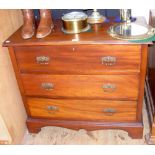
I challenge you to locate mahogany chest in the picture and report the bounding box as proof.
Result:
[4,20,148,139]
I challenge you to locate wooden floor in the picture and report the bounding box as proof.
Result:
[22,102,150,144]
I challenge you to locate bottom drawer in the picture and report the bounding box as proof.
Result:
[26,98,137,122]
[27,98,137,122]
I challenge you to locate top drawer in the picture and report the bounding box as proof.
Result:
[14,45,141,74]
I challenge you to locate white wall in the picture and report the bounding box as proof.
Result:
[132,9,150,24]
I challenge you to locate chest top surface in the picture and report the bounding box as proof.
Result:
[3,18,148,47]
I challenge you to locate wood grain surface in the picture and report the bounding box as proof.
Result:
[3,19,149,47]
[15,45,141,74]
[21,74,139,100]
[27,98,137,122]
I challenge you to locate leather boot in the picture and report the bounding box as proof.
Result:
[21,9,35,39]
[36,9,54,38]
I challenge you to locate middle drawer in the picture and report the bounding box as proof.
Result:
[21,74,139,100]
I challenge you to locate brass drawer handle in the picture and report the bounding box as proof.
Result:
[47,105,59,111]
[103,108,117,116]
[101,56,116,66]
[41,82,54,90]
[102,84,116,92]
[36,56,50,64]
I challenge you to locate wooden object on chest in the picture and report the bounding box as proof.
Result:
[145,10,155,144]
[3,19,148,139]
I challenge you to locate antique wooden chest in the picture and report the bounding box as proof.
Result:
[4,20,148,139]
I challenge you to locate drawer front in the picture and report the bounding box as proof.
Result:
[27,98,137,122]
[15,45,141,74]
[22,74,139,100]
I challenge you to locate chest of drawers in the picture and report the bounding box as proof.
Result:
[4,20,148,139]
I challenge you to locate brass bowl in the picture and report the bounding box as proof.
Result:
[62,12,90,34]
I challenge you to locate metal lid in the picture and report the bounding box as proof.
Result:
[62,11,87,21]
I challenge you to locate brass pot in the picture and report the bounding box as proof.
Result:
[62,12,90,34]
